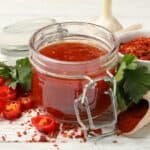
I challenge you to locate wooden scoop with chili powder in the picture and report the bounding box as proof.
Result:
[116,55,150,135]
[117,91,150,135]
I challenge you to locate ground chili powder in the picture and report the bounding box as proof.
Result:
[119,37,150,60]
[117,100,148,133]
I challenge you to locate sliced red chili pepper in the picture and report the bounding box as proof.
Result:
[0,77,4,85]
[0,100,7,113]
[19,96,32,111]
[0,85,16,101]
[31,115,59,134]
[3,101,22,120]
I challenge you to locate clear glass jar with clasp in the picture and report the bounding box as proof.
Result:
[29,22,118,139]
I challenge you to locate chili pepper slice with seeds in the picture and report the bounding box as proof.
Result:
[19,96,32,111]
[3,101,22,120]
[31,115,59,134]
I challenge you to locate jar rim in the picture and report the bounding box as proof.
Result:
[29,21,118,65]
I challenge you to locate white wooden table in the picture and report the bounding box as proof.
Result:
[0,0,150,149]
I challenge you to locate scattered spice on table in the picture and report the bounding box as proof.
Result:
[112,140,118,143]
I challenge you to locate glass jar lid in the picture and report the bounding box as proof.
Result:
[0,18,56,51]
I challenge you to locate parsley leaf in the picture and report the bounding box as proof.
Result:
[123,67,150,104]
[16,58,32,91]
[116,82,128,111]
[115,54,150,111]
[0,62,11,79]
[115,54,137,81]
[0,58,32,92]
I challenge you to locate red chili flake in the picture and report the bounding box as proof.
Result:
[23,131,27,135]
[71,131,75,136]
[31,137,37,142]
[60,123,87,141]
[28,123,33,127]
[62,123,79,131]
[1,136,6,141]
[27,109,32,114]
[38,135,49,142]
[112,140,118,143]
[30,133,39,142]
[17,132,22,137]
[119,37,150,60]
[53,144,59,150]
[48,129,59,138]
[32,133,37,137]
[36,112,40,116]
[75,131,86,142]
[20,123,24,126]
[62,132,68,138]
[74,128,78,133]
[27,120,31,123]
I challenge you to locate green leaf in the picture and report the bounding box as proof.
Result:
[122,54,137,65]
[0,62,11,79]
[16,58,32,92]
[116,83,127,111]
[10,67,17,80]
[9,80,19,89]
[126,63,137,70]
[123,67,150,104]
[115,54,137,82]
[116,54,150,111]
[115,62,126,81]
[0,58,32,92]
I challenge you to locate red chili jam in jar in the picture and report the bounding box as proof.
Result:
[29,22,118,123]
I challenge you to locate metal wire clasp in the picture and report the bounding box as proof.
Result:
[74,70,117,140]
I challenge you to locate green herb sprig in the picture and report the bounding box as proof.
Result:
[115,54,150,111]
[0,58,32,92]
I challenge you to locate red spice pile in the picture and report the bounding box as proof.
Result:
[119,37,150,60]
[117,100,148,133]
[61,123,85,141]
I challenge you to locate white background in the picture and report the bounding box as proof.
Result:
[0,0,149,28]
[0,0,150,149]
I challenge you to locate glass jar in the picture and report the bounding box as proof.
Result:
[29,22,118,137]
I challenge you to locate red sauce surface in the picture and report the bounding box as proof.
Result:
[119,37,150,60]
[40,42,106,61]
[31,42,111,122]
